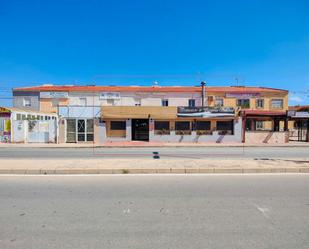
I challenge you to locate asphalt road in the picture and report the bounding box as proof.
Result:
[0,174,309,249]
[0,146,308,160]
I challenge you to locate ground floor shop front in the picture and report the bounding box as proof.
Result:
[101,118,242,143]
[0,107,58,143]
[58,106,299,144]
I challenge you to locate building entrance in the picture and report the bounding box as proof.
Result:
[132,119,149,141]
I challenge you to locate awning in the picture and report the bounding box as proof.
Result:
[178,112,235,118]
[102,106,177,119]
[241,110,287,117]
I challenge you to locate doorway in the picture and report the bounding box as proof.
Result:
[66,118,94,143]
[132,119,149,141]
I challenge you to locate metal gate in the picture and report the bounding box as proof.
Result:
[289,120,308,142]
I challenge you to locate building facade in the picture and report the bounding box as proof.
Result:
[0,107,58,143]
[12,84,290,144]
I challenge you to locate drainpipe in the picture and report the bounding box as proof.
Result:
[201,81,206,107]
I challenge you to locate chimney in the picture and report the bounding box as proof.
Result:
[201,81,206,107]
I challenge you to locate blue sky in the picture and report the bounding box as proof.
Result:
[0,0,308,106]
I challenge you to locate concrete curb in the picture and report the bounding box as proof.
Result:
[1,145,309,149]
[1,167,309,174]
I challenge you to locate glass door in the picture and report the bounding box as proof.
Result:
[66,119,76,143]
[77,119,86,141]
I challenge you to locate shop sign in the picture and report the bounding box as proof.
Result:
[99,92,121,100]
[226,93,260,98]
[40,92,69,99]
[0,107,10,113]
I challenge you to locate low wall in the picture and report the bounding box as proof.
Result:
[149,118,242,143]
[99,118,242,144]
[245,131,288,144]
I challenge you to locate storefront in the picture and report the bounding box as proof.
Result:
[0,107,58,143]
[288,106,309,142]
[241,110,289,144]
[100,106,241,143]
[0,107,12,142]
[58,106,101,143]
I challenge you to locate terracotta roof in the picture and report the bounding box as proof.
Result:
[13,85,288,94]
[289,105,309,111]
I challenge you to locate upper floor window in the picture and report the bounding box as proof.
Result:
[237,99,250,109]
[107,99,115,106]
[161,99,169,106]
[256,99,264,109]
[79,98,87,106]
[215,98,224,107]
[271,99,283,109]
[23,97,31,107]
[52,99,59,107]
[188,99,195,107]
[134,98,141,106]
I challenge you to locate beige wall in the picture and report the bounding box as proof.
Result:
[245,131,289,144]
[40,99,69,113]
[58,119,66,143]
[206,91,288,111]
[105,119,126,137]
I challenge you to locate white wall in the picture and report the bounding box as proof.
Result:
[67,91,202,107]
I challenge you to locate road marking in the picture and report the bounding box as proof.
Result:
[253,203,271,219]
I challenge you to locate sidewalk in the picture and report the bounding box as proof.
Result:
[1,141,309,148]
[1,158,309,174]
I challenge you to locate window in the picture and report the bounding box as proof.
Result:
[196,121,211,130]
[79,98,87,106]
[216,121,234,135]
[161,99,169,107]
[134,98,141,106]
[215,98,224,107]
[188,99,195,107]
[110,121,126,130]
[256,121,264,130]
[154,121,170,130]
[237,99,250,109]
[107,99,115,106]
[175,121,191,135]
[154,121,170,135]
[52,99,59,107]
[16,114,21,120]
[271,99,283,109]
[256,99,264,108]
[23,98,31,107]
[22,115,26,120]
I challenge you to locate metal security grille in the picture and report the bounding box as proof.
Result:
[66,119,76,143]
[66,119,94,143]
[77,119,86,141]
